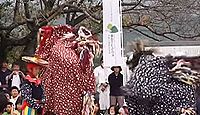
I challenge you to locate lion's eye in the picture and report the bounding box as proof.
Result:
[82,29,90,35]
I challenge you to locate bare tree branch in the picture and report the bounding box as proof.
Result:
[63,8,82,13]
[66,11,71,24]
[13,0,20,22]
[130,27,161,41]
[38,3,67,26]
[39,0,43,11]
[81,9,101,23]
[23,0,37,31]
[23,0,31,19]
[122,0,143,12]
[80,4,101,23]
[0,21,26,30]
[77,0,85,6]
[42,0,57,14]
[73,14,88,25]
[162,32,200,39]
[6,31,36,46]
[40,2,101,26]
[1,0,200,60]
[122,2,138,6]
[124,23,200,41]
[124,24,175,41]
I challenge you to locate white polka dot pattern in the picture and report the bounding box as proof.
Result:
[122,55,195,115]
[35,25,96,114]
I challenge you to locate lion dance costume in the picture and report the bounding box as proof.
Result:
[35,25,100,114]
[122,42,199,115]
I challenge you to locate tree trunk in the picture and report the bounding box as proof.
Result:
[0,46,7,61]
[0,32,8,61]
[22,35,37,56]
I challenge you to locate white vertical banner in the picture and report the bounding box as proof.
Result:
[103,0,123,67]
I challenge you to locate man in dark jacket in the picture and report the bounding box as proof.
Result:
[0,61,11,86]
[0,61,11,92]
[108,66,124,107]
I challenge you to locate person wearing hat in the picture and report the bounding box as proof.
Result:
[108,66,124,107]
[20,56,47,115]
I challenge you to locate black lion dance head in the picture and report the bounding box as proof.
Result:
[122,40,200,115]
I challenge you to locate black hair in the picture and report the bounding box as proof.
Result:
[7,102,13,106]
[111,66,122,71]
[12,62,20,68]
[2,60,8,64]
[108,105,119,114]
[0,93,8,113]
[10,86,20,93]
[0,60,8,68]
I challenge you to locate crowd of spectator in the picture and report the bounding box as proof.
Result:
[0,59,129,115]
[0,61,24,115]
[93,58,129,115]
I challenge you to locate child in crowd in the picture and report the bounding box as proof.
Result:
[9,86,22,111]
[108,105,119,115]
[21,56,47,115]
[2,102,13,115]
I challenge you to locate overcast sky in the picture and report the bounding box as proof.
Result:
[0,0,7,4]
